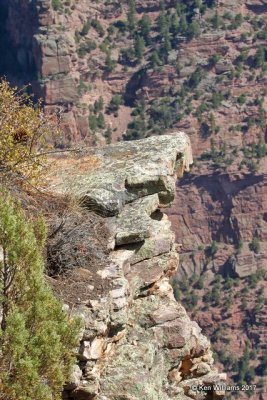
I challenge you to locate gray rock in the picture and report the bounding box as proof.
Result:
[47,133,193,216]
[46,132,225,399]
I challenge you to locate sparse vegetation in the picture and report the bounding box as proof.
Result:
[52,0,62,11]
[249,236,260,254]
[106,95,124,115]
[0,80,58,185]
[91,19,105,37]
[105,52,116,73]
[80,20,91,36]
[77,40,97,57]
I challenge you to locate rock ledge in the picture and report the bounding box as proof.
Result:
[48,133,225,400]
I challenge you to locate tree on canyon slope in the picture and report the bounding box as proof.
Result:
[0,80,58,186]
[0,191,81,400]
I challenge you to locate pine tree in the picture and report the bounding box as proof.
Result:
[179,14,188,34]
[162,33,172,56]
[104,125,112,144]
[150,50,162,69]
[170,11,179,35]
[89,113,98,131]
[97,112,106,129]
[127,0,136,35]
[254,48,265,68]
[211,11,221,29]
[157,11,169,37]
[134,36,145,62]
[139,15,151,44]
[94,96,104,113]
[187,20,200,39]
[0,191,81,400]
[105,52,116,73]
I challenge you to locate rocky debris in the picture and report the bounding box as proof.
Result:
[48,133,225,399]
[215,60,233,75]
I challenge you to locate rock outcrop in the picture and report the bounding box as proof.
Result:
[47,132,226,400]
[1,1,265,395]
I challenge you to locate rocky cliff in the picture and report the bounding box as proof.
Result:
[46,132,226,400]
[0,0,266,396]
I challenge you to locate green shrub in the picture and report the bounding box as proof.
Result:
[77,40,97,57]
[184,292,198,311]
[89,112,105,131]
[103,125,112,144]
[89,114,98,131]
[173,285,181,301]
[52,0,62,11]
[134,36,145,62]
[249,237,260,254]
[235,240,243,253]
[187,67,203,89]
[209,240,219,256]
[187,20,200,39]
[211,287,220,305]
[80,20,91,36]
[253,48,266,68]
[234,13,244,27]
[105,52,116,73]
[127,0,136,34]
[106,95,123,114]
[94,97,104,113]
[97,112,105,129]
[208,54,221,67]
[203,291,211,303]
[139,14,151,44]
[211,91,224,108]
[0,191,81,400]
[224,296,233,309]
[237,94,246,105]
[150,50,162,69]
[91,19,105,37]
[210,12,221,29]
[224,276,234,290]
[194,276,204,290]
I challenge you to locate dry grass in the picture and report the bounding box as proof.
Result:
[5,184,112,305]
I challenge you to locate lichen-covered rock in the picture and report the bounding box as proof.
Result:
[47,132,193,215]
[47,133,225,400]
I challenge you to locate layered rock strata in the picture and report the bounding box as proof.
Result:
[48,132,226,400]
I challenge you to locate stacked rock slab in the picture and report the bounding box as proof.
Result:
[48,132,226,400]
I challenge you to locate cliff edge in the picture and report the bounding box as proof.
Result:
[47,132,226,400]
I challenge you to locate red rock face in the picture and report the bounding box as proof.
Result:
[169,172,266,251]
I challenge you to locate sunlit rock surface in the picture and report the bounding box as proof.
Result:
[48,133,225,400]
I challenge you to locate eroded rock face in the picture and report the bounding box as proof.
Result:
[48,133,225,400]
